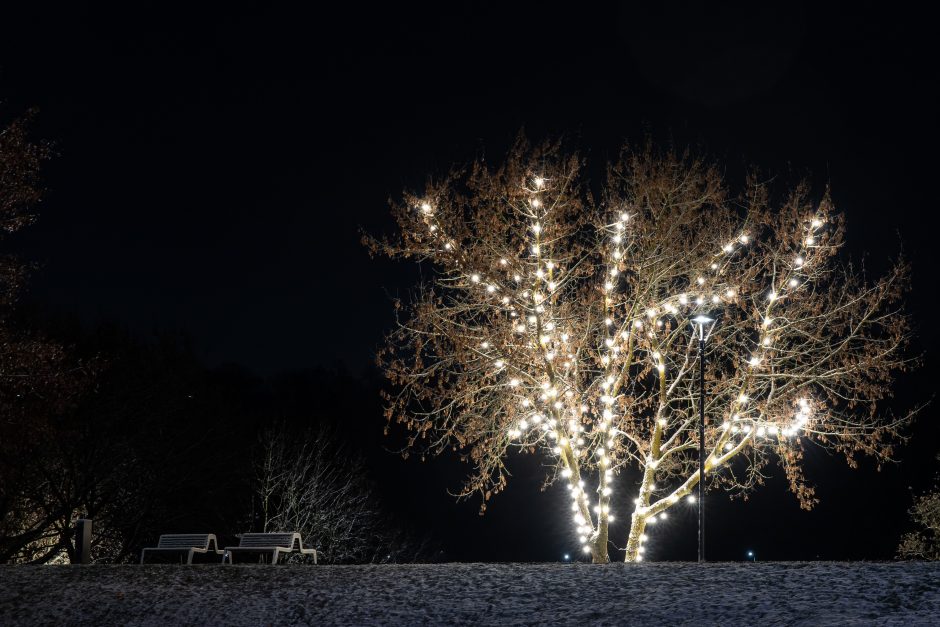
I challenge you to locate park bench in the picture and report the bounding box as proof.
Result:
[140,533,225,564]
[224,532,317,565]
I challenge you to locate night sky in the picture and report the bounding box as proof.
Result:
[2,3,937,561]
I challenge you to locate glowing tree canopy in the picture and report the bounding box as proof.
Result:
[367,139,914,563]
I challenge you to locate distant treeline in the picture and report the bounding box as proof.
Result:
[0,308,439,564]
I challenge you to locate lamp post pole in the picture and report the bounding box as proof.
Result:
[691,315,713,564]
[698,332,705,563]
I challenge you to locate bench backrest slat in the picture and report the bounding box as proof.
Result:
[238,533,300,548]
[156,534,213,549]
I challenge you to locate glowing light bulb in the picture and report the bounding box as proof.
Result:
[723,244,734,253]
[789,278,798,288]
[805,237,815,246]
[767,291,778,301]
[509,378,520,387]
[678,294,688,305]
[794,256,804,267]
[420,202,432,213]
[739,234,750,244]
[532,223,542,234]
[811,218,822,228]
[534,177,545,188]
[697,276,705,285]
[471,274,480,283]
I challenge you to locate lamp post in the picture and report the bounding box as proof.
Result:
[691,315,715,563]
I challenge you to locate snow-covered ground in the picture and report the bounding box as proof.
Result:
[1,562,938,625]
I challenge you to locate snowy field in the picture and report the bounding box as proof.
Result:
[2,562,939,625]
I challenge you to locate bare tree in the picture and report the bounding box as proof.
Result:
[0,111,95,563]
[253,423,398,563]
[366,138,915,562]
[898,455,940,561]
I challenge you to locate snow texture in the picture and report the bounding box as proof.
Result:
[1,562,939,625]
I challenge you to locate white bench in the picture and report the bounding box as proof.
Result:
[140,533,225,564]
[225,532,317,565]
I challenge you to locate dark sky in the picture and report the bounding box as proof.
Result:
[1,2,938,561]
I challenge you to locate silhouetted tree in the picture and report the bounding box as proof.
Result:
[898,454,940,560]
[0,111,94,563]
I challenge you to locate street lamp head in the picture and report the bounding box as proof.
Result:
[691,315,716,340]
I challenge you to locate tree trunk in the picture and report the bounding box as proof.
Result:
[591,520,610,563]
[624,461,656,562]
[624,509,646,562]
